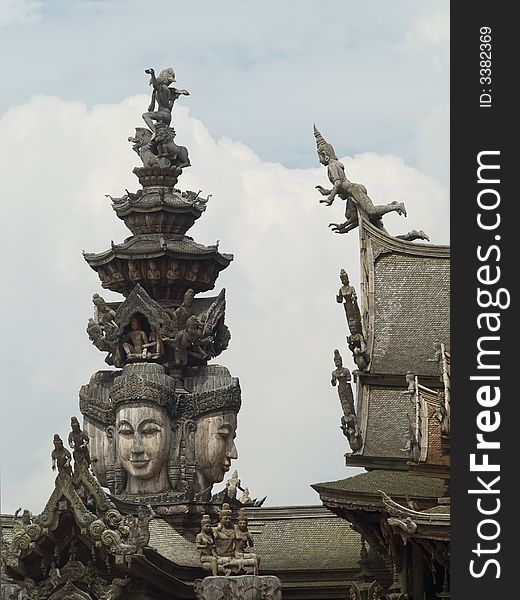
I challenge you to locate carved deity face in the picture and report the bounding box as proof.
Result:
[237,518,248,531]
[318,151,331,166]
[334,353,343,368]
[115,404,172,492]
[221,515,233,529]
[195,412,238,489]
[202,522,213,534]
[340,270,349,285]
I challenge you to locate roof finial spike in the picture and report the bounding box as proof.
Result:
[313,124,338,161]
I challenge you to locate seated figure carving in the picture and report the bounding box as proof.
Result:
[196,504,258,576]
[122,316,162,361]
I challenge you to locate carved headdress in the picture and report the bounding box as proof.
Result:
[314,125,338,161]
[81,364,241,427]
[219,503,233,520]
[109,363,177,416]
[156,67,176,84]
[340,268,349,281]
[177,379,241,419]
[201,514,212,527]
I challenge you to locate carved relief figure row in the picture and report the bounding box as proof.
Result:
[97,259,215,289]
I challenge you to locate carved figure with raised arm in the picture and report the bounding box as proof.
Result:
[314,126,406,234]
[142,67,189,140]
[68,416,91,467]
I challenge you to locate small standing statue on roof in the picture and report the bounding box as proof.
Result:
[68,416,91,467]
[337,269,363,336]
[400,371,416,397]
[225,470,242,500]
[331,349,355,417]
[239,487,252,506]
[51,434,72,476]
[331,350,363,453]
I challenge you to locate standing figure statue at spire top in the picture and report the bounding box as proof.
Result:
[143,67,189,140]
[313,125,407,235]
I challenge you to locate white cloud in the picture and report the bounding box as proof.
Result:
[0,94,448,511]
[0,0,40,27]
[416,103,450,185]
[405,8,450,72]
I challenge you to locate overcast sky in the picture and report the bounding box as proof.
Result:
[0,0,449,513]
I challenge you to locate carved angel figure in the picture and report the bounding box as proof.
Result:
[142,67,189,138]
[336,269,362,336]
[314,126,406,234]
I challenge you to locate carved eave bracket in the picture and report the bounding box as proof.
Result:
[331,349,364,452]
[107,187,210,236]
